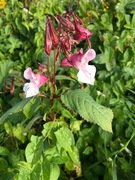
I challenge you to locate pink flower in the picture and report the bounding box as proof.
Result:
[74,26,93,41]
[23,68,48,98]
[73,13,93,41]
[61,49,96,85]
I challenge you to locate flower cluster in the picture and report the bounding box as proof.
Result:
[23,12,96,97]
[45,12,96,85]
[61,49,96,85]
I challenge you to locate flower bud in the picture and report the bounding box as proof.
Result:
[47,16,58,47]
[45,20,52,56]
[55,15,75,31]
[73,13,93,41]
[10,77,14,94]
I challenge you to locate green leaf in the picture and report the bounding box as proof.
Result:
[0,98,31,124]
[61,90,113,132]
[0,146,10,156]
[8,150,25,167]
[0,61,13,89]
[25,135,43,165]
[56,75,76,82]
[4,121,13,134]
[13,123,26,143]
[31,158,60,180]
[18,161,32,180]
[23,98,40,119]
[49,163,60,180]
[42,121,67,140]
[0,158,8,172]
[68,146,80,165]
[55,126,75,152]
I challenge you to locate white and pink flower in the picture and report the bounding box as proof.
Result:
[23,67,48,98]
[61,49,96,85]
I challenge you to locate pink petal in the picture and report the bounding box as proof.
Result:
[70,50,83,67]
[24,68,35,80]
[38,74,48,87]
[74,28,93,41]
[82,49,96,62]
[61,58,73,67]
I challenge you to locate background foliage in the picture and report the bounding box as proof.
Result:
[0,0,135,179]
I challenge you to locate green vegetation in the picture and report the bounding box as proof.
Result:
[0,0,135,179]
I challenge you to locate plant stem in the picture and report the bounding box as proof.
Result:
[49,48,57,121]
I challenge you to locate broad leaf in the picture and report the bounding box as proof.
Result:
[61,90,113,132]
[0,98,31,124]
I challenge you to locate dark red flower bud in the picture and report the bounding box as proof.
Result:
[55,15,75,31]
[10,77,14,94]
[47,16,58,47]
[72,13,83,25]
[45,19,52,56]
[73,13,93,41]
[4,81,7,92]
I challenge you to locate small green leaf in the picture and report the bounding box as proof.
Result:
[0,146,10,156]
[55,126,75,152]
[18,161,32,180]
[56,75,76,82]
[0,61,13,89]
[31,158,60,180]
[49,163,60,180]
[61,90,113,132]
[4,121,13,134]
[13,123,26,143]
[0,158,8,172]
[68,146,80,165]
[25,136,43,165]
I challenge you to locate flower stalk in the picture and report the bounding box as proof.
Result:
[23,12,96,122]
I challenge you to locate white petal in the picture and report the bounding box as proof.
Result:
[77,65,96,85]
[23,83,39,98]
[86,65,96,75]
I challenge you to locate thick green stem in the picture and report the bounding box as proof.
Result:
[48,48,57,121]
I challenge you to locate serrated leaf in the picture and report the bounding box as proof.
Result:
[0,98,31,124]
[61,90,113,132]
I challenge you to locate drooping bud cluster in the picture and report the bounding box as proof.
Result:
[44,12,96,86]
[23,12,96,98]
[45,12,93,57]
